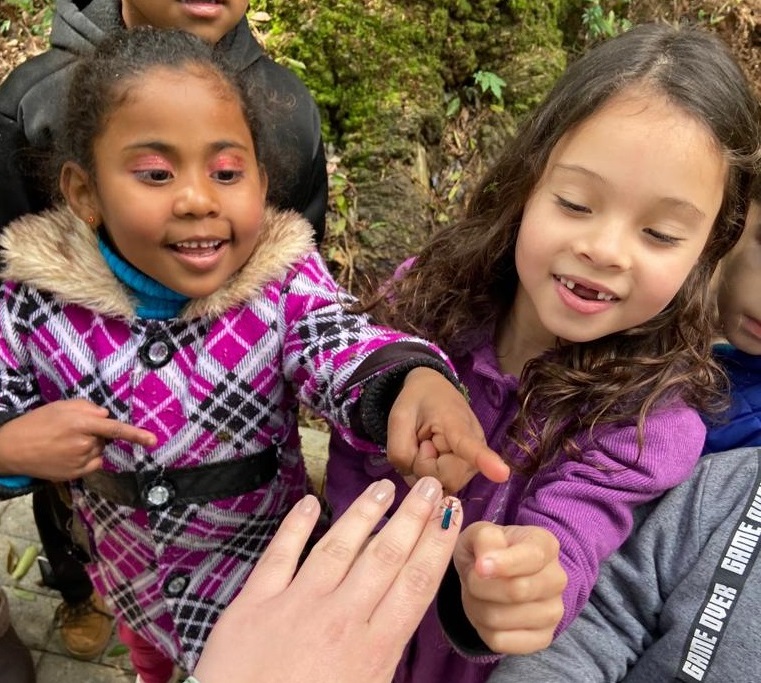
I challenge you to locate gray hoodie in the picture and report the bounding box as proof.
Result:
[488,448,761,682]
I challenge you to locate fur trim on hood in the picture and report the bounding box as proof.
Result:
[0,205,315,321]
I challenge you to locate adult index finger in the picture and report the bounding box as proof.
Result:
[291,479,397,595]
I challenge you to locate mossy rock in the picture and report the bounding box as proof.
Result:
[254,0,580,281]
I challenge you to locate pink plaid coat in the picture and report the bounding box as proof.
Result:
[0,207,449,670]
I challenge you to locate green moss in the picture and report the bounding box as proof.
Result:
[253,0,582,169]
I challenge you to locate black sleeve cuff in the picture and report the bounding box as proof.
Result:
[348,343,460,445]
[0,408,21,428]
[437,561,494,656]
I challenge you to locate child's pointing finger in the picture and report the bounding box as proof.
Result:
[89,417,158,447]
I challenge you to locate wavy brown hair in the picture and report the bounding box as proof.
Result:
[367,23,761,473]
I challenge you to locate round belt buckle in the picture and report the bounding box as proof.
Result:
[142,478,175,509]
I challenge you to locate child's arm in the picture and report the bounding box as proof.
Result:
[0,282,155,497]
[0,407,34,494]
[353,363,510,491]
[488,450,756,682]
[279,252,508,491]
[385,368,511,489]
[442,404,706,655]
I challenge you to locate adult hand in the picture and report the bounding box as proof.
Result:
[0,399,156,480]
[387,367,510,492]
[454,521,567,654]
[193,477,461,683]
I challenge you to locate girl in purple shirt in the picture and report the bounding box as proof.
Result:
[327,23,761,683]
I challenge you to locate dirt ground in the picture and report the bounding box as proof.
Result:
[0,4,49,81]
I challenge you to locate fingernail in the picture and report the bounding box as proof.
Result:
[439,496,461,530]
[369,479,395,503]
[297,495,318,514]
[480,557,496,578]
[415,477,439,501]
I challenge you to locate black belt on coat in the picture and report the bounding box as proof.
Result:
[82,446,278,510]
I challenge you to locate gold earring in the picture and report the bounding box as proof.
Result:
[87,216,95,226]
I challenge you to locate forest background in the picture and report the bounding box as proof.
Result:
[2,0,761,294]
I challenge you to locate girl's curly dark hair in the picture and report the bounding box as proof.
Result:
[52,26,283,199]
[367,23,761,474]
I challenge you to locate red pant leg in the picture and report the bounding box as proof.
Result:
[117,621,174,683]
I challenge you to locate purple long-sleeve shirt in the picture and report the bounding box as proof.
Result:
[327,332,705,683]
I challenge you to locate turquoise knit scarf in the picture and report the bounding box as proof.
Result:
[98,233,189,319]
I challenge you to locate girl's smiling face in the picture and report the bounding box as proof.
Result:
[64,65,267,299]
[512,89,727,347]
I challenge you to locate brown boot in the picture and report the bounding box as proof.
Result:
[0,588,35,683]
[54,590,113,660]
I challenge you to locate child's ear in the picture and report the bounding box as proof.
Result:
[60,161,101,228]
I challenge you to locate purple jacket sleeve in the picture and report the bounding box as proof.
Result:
[436,404,707,661]
[514,404,706,634]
